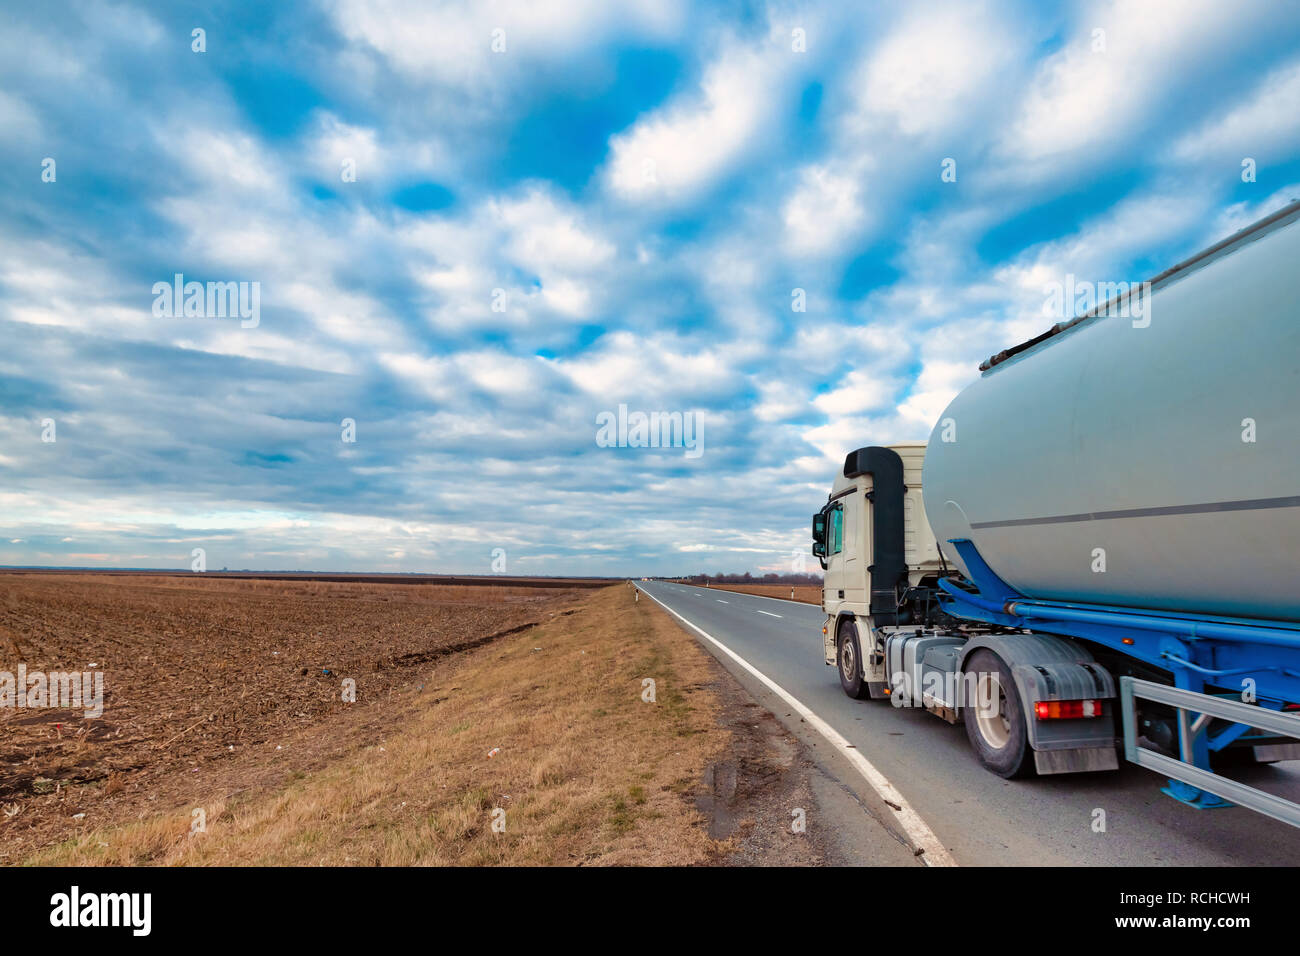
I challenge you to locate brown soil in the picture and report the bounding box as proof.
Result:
[0,572,583,860]
[1,569,610,589]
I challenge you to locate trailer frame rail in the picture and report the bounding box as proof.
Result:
[1120,676,1300,828]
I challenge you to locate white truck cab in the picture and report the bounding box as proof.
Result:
[812,441,1122,777]
[813,442,945,697]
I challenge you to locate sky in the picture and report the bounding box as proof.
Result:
[2,0,1300,577]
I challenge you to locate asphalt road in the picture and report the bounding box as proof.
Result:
[638,580,1300,866]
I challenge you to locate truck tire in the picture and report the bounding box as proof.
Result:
[837,620,870,700]
[963,649,1034,778]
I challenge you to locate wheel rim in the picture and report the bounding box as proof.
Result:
[974,671,1011,749]
[840,634,856,682]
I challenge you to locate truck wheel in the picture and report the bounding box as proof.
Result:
[837,620,870,700]
[963,649,1034,778]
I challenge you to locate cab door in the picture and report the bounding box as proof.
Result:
[822,500,846,611]
[842,492,866,607]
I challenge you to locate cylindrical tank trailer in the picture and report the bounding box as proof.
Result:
[923,200,1300,623]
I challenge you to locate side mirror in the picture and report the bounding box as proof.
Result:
[811,511,827,556]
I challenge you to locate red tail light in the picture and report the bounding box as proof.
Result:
[1035,699,1103,719]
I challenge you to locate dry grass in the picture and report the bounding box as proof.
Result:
[25,584,730,866]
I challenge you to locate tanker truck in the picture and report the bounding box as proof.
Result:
[811,197,1300,826]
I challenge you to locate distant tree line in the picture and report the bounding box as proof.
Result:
[678,571,823,586]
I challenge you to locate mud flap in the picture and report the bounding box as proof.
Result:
[1034,746,1119,775]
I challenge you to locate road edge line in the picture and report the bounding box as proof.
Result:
[635,584,957,867]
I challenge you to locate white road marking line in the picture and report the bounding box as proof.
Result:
[716,599,729,603]
[637,585,956,868]
[755,609,782,618]
[673,581,817,609]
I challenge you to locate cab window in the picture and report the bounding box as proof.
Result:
[829,504,843,556]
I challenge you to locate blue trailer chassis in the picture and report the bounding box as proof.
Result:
[939,538,1300,820]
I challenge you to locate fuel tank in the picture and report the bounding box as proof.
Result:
[922,200,1300,622]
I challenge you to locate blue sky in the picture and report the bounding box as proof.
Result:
[2,0,1299,576]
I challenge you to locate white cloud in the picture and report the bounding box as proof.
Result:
[753,380,808,423]
[306,112,383,180]
[812,368,895,416]
[604,43,779,202]
[406,185,617,325]
[1172,58,1300,162]
[0,91,40,139]
[548,330,738,399]
[997,0,1275,169]
[794,320,912,373]
[459,349,554,398]
[896,359,972,432]
[166,127,281,193]
[995,190,1212,305]
[328,0,683,86]
[378,353,461,404]
[1206,185,1300,240]
[78,1,164,48]
[845,1,1020,139]
[493,189,615,273]
[800,414,898,464]
[782,162,867,255]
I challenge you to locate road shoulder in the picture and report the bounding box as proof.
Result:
[637,584,923,866]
